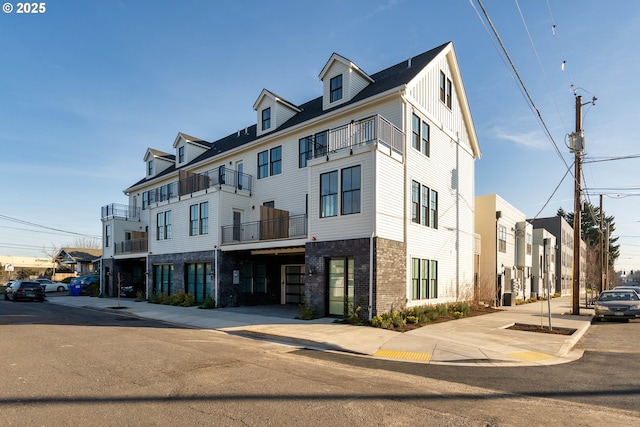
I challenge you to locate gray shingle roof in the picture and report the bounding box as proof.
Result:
[127,42,449,190]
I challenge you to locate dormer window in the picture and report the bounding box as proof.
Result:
[330,74,343,102]
[178,146,185,163]
[147,159,153,175]
[261,107,271,131]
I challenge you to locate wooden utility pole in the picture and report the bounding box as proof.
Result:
[572,95,583,315]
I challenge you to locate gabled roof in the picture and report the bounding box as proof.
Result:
[252,89,301,112]
[126,42,478,190]
[172,132,212,149]
[144,148,174,162]
[318,52,374,83]
[55,248,102,264]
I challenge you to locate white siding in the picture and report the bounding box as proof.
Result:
[308,147,374,241]
[374,150,404,242]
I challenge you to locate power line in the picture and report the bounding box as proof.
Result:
[0,214,101,239]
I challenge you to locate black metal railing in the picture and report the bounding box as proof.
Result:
[326,114,404,157]
[221,214,307,244]
[101,203,140,220]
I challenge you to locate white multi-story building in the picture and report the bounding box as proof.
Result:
[100,42,481,318]
[475,194,533,305]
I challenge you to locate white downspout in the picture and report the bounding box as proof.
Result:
[369,145,376,321]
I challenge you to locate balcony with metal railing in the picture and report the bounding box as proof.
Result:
[221,214,307,245]
[101,203,140,220]
[328,114,404,156]
[114,238,148,255]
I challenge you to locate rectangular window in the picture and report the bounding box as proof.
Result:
[421,185,429,226]
[154,264,174,296]
[105,225,111,248]
[142,192,149,210]
[421,259,430,298]
[270,146,282,176]
[341,165,361,215]
[315,130,328,157]
[147,160,153,176]
[263,201,275,208]
[218,165,225,185]
[411,180,420,223]
[440,70,452,109]
[440,71,446,104]
[411,114,420,150]
[429,260,438,298]
[446,78,452,109]
[411,258,420,300]
[498,225,507,253]
[200,202,208,235]
[190,202,208,236]
[261,107,271,131]
[526,233,532,255]
[299,136,313,168]
[157,211,171,240]
[320,171,338,218]
[258,150,268,179]
[421,122,430,156]
[430,190,438,229]
[178,146,185,163]
[330,74,343,102]
[186,263,211,303]
[189,204,198,236]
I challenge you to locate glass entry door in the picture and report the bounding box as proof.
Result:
[283,265,305,304]
[328,257,354,316]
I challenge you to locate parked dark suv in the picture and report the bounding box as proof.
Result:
[4,280,46,301]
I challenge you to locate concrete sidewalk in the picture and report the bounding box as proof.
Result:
[47,294,593,367]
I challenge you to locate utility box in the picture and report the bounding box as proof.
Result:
[503,292,514,306]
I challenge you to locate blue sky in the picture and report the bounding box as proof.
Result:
[1,0,639,272]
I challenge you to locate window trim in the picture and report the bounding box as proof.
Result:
[270,146,282,176]
[178,146,185,163]
[257,150,268,179]
[330,74,343,103]
[320,170,338,218]
[341,165,361,215]
[261,107,271,131]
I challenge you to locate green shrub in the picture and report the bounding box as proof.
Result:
[297,299,318,320]
[198,295,216,309]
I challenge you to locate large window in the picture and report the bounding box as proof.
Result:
[330,74,343,102]
[156,211,171,240]
[189,202,208,236]
[270,146,282,176]
[186,263,211,303]
[147,159,153,175]
[178,146,185,163]
[154,264,174,296]
[411,113,430,157]
[320,171,338,218]
[412,257,438,300]
[258,146,281,178]
[261,107,271,131]
[341,166,361,215]
[299,131,329,168]
[412,180,437,229]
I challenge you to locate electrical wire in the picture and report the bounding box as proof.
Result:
[0,214,101,239]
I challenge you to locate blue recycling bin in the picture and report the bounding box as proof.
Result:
[69,284,82,296]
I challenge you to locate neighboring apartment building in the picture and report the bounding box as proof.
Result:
[531,228,556,298]
[475,194,533,305]
[528,216,582,296]
[100,42,481,318]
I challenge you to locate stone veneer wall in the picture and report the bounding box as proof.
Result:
[374,237,407,315]
[148,250,214,295]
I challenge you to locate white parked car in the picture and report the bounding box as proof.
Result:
[34,278,68,292]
